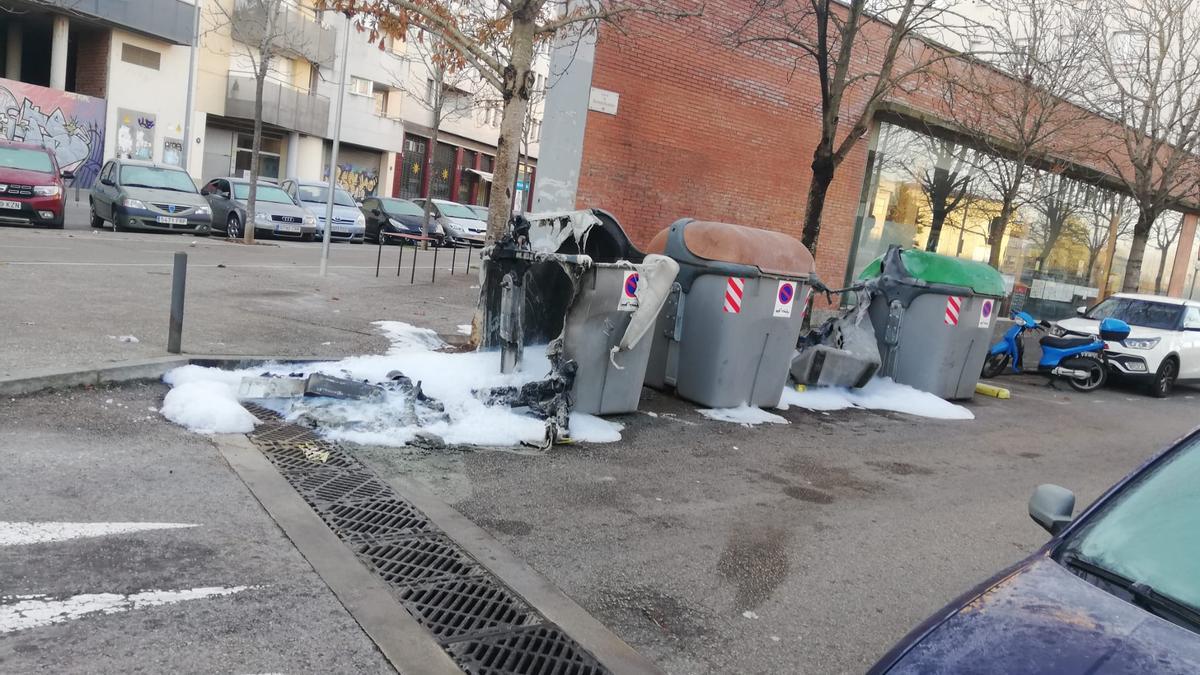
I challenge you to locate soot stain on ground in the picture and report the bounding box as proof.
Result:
[717,525,790,610]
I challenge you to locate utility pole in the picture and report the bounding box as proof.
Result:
[320,11,351,278]
[181,0,200,173]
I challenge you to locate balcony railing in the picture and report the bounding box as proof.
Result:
[225,75,330,137]
[231,0,337,69]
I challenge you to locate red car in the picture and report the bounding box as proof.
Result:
[0,140,73,229]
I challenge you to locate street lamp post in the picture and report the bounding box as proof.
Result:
[320,12,352,278]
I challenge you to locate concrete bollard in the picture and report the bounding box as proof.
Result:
[168,252,187,354]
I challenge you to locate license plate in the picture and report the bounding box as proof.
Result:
[276,223,302,233]
[1081,351,1101,359]
[156,216,187,225]
[0,200,21,210]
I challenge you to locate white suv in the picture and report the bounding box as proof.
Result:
[1055,293,1200,397]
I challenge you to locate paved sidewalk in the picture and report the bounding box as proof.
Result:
[0,226,480,379]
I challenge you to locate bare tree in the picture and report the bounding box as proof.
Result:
[1086,0,1200,292]
[1150,212,1184,294]
[1082,191,1133,284]
[731,0,963,255]
[1028,171,1089,272]
[916,138,974,251]
[396,26,487,242]
[940,0,1098,268]
[207,0,319,244]
[324,0,701,243]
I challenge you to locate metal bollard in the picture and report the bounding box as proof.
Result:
[168,251,187,354]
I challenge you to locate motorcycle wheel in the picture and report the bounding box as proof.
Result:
[1065,356,1107,392]
[981,353,1009,379]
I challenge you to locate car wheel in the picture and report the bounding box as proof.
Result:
[1148,357,1177,398]
[90,203,104,228]
[981,353,1009,379]
[1066,356,1107,392]
[227,214,242,239]
[112,216,127,232]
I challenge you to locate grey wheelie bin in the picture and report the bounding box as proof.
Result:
[858,246,1006,400]
[644,219,816,409]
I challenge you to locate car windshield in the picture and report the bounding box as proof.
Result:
[120,166,198,192]
[436,201,478,219]
[296,184,356,207]
[469,206,489,220]
[380,198,424,217]
[233,183,294,204]
[1085,297,1183,330]
[1059,434,1200,619]
[0,146,53,173]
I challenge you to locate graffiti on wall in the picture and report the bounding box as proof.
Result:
[117,108,155,161]
[326,163,380,200]
[0,77,106,187]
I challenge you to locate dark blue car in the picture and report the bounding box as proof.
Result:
[871,427,1200,673]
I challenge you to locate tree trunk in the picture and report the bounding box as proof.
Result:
[1121,209,1155,292]
[802,144,835,254]
[987,173,1022,269]
[927,206,947,252]
[246,62,268,245]
[422,78,443,247]
[484,13,535,244]
[1154,247,1168,295]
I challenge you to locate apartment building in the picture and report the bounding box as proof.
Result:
[0,0,199,187]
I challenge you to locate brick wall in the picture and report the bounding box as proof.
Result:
[73,29,110,99]
[573,1,1197,288]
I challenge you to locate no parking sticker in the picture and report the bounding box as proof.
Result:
[618,271,639,311]
[979,298,995,328]
[774,280,796,318]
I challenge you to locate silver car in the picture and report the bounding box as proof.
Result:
[282,178,366,243]
[200,177,316,240]
[412,198,487,246]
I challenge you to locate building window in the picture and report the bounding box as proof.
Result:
[374,89,388,116]
[458,149,478,204]
[350,76,373,97]
[430,142,455,200]
[531,119,541,142]
[234,133,282,180]
[308,63,321,92]
[399,134,427,199]
[121,43,161,70]
[425,79,435,105]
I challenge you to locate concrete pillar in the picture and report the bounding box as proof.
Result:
[286,131,300,179]
[50,15,69,90]
[1167,212,1198,297]
[5,22,21,80]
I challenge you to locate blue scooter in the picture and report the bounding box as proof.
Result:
[982,311,1132,392]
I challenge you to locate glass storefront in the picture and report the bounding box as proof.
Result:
[850,121,1194,319]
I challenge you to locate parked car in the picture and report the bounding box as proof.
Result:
[200,177,315,241]
[360,196,445,245]
[870,426,1200,674]
[0,140,73,229]
[90,159,211,235]
[467,204,489,221]
[1054,293,1200,397]
[281,179,365,243]
[412,198,487,246]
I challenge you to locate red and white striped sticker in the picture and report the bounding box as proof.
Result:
[944,295,962,326]
[724,277,745,314]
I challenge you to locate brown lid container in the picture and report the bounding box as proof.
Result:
[646,220,815,277]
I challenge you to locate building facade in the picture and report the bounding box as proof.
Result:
[534,1,1200,310]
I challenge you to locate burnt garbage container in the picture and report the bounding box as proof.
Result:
[858,246,1006,400]
[644,219,816,409]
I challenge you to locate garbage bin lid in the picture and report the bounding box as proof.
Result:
[858,248,1006,297]
[646,221,815,277]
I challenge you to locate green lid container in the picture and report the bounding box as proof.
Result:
[859,247,1005,297]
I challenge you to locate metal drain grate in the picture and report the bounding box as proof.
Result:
[295,468,392,505]
[243,419,613,674]
[358,535,484,586]
[241,402,283,421]
[261,442,357,474]
[322,498,432,544]
[398,577,540,643]
[446,624,606,675]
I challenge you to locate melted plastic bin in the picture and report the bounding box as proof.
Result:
[644,219,816,409]
[858,246,1006,400]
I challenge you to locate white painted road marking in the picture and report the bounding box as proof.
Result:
[0,521,198,546]
[0,586,253,633]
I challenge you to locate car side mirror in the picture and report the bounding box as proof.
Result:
[60,169,75,180]
[100,177,114,186]
[1075,306,1087,316]
[1029,484,1075,536]
[200,187,210,196]
[371,208,382,217]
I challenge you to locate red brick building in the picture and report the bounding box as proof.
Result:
[532,1,1200,308]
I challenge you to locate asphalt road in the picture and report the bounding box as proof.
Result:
[355,374,1200,674]
[0,217,479,378]
[0,383,394,674]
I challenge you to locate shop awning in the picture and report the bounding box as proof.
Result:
[466,168,494,182]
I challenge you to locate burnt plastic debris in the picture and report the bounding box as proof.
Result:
[791,288,881,389]
[304,373,385,401]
